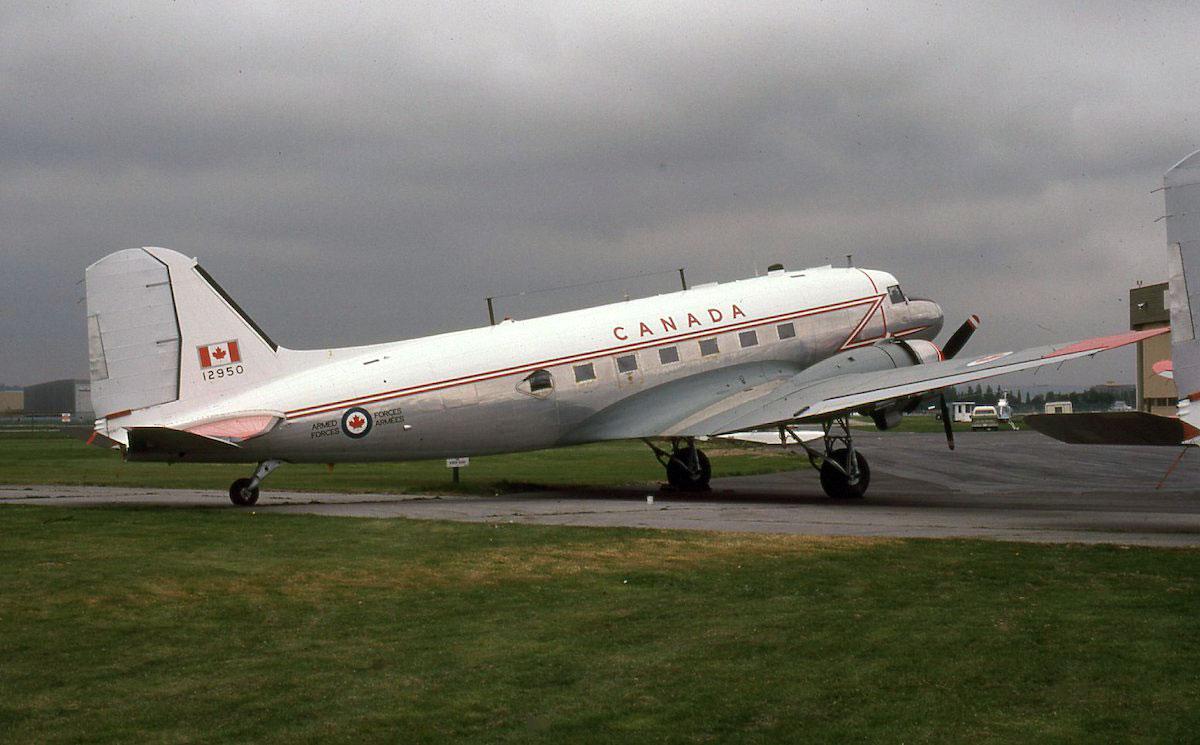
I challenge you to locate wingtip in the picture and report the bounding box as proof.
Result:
[1167,149,1200,175]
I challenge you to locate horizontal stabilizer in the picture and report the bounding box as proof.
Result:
[80,429,123,449]
[1024,412,1190,446]
[127,426,242,462]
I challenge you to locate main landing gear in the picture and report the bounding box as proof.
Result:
[644,437,712,491]
[228,459,283,506]
[786,417,871,499]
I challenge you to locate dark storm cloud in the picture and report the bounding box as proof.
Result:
[2,1,1198,387]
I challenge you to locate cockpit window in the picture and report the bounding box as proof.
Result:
[887,285,907,304]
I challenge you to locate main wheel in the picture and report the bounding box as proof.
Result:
[666,447,712,491]
[819,448,870,499]
[229,477,260,506]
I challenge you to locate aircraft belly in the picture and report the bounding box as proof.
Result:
[232,368,570,463]
[411,395,560,457]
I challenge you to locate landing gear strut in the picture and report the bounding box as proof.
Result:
[788,417,871,499]
[644,437,712,491]
[228,459,283,506]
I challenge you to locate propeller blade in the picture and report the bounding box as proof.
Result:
[941,314,981,360]
[940,393,955,451]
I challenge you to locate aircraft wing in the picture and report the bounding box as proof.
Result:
[562,361,806,442]
[676,328,1167,436]
[713,429,824,445]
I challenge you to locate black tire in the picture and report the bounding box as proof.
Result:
[666,447,712,491]
[229,477,260,506]
[819,448,870,499]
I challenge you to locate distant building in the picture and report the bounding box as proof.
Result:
[1129,282,1176,415]
[23,379,93,421]
[0,390,22,414]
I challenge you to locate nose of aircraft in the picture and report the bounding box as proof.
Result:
[905,298,944,341]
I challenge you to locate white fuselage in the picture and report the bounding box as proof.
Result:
[116,265,942,462]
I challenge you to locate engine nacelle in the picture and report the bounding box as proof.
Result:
[789,339,943,430]
[899,339,943,366]
[870,406,904,430]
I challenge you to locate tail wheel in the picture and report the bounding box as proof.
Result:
[666,447,712,491]
[819,448,870,499]
[229,477,260,506]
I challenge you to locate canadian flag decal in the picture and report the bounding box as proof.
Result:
[198,340,241,368]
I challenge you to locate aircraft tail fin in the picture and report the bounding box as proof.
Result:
[86,247,286,424]
[1164,151,1200,440]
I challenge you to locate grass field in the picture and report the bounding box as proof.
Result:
[0,431,805,494]
[1,505,1197,743]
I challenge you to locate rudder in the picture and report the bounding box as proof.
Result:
[86,247,284,421]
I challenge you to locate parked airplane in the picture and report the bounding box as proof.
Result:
[84,248,1161,504]
[1027,150,1200,447]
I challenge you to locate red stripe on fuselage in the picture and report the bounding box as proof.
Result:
[839,296,889,351]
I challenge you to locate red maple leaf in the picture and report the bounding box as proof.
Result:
[349,414,365,429]
[212,347,227,360]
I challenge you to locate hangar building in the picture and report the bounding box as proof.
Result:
[1129,282,1176,415]
[0,390,22,414]
[23,379,94,421]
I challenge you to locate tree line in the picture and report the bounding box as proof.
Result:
[947,384,1136,413]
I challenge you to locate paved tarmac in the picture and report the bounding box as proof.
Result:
[3,432,1200,546]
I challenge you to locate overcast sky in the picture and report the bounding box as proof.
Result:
[3,1,1197,390]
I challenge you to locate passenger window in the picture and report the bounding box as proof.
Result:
[573,363,596,383]
[527,370,552,392]
[658,346,680,364]
[616,354,638,373]
[699,338,719,356]
[777,322,796,340]
[518,369,554,398]
[739,330,758,348]
[888,285,907,304]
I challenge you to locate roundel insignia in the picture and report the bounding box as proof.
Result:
[341,407,373,439]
